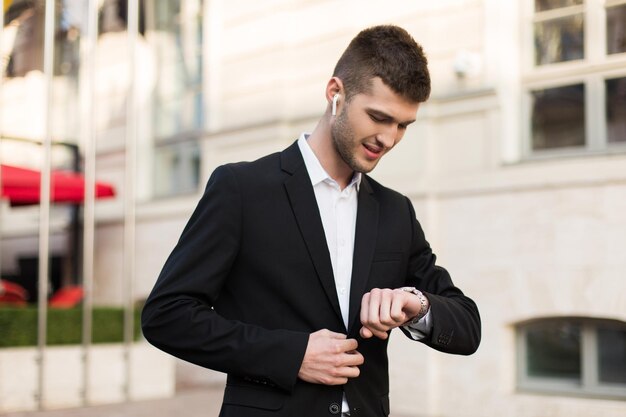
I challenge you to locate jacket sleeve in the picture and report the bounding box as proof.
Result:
[141,165,309,393]
[400,197,481,355]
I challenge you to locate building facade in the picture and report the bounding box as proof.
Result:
[1,0,625,416]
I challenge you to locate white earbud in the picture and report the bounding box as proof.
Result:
[332,94,340,116]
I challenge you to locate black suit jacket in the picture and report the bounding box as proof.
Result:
[141,141,480,417]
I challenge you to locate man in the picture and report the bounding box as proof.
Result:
[142,25,480,417]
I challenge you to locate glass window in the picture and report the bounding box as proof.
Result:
[535,0,583,12]
[597,327,626,385]
[2,0,88,144]
[526,1,626,157]
[147,0,204,198]
[153,139,201,197]
[150,0,204,139]
[534,14,584,65]
[518,318,626,399]
[99,0,146,36]
[531,84,585,150]
[606,77,626,144]
[526,321,581,380]
[607,4,626,55]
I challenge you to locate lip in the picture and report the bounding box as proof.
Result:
[363,143,383,160]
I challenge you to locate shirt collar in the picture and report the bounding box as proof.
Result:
[297,133,362,190]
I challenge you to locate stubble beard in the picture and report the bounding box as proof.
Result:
[331,110,375,174]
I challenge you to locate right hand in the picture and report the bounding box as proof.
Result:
[297,329,364,385]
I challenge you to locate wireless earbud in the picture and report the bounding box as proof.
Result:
[332,94,340,116]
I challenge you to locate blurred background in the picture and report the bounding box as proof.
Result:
[0,0,625,416]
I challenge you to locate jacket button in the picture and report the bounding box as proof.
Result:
[329,402,340,415]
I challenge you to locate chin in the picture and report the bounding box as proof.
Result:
[352,161,377,174]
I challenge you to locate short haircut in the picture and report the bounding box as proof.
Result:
[333,25,431,103]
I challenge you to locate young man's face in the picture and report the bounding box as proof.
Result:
[331,77,420,174]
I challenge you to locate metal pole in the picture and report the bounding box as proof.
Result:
[37,0,56,409]
[0,0,5,290]
[79,0,99,406]
[123,0,139,401]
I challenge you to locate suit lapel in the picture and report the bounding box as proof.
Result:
[348,177,379,333]
[281,143,344,327]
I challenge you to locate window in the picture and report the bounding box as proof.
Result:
[517,318,626,399]
[2,0,89,144]
[146,0,204,198]
[524,0,626,155]
[533,0,585,66]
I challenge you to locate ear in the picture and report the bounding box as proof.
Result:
[325,77,344,114]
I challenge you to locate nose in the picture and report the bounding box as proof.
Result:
[376,125,400,149]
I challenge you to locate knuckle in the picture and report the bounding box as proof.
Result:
[390,312,404,322]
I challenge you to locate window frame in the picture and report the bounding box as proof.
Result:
[516,317,626,399]
[521,0,626,159]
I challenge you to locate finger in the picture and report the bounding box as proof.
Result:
[368,289,382,327]
[343,351,364,366]
[338,365,360,379]
[369,290,396,333]
[322,329,347,339]
[360,326,373,339]
[390,292,408,323]
[379,289,393,325]
[325,376,349,386]
[336,338,358,353]
[368,327,389,340]
[361,323,388,339]
[360,292,371,325]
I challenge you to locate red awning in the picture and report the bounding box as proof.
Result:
[0,164,116,206]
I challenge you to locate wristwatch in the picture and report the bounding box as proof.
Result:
[400,287,429,325]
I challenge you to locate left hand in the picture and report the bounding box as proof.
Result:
[359,288,423,339]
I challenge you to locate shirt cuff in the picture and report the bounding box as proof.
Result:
[402,308,433,340]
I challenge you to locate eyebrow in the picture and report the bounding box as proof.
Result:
[367,108,416,126]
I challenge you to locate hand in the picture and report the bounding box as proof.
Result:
[298,329,364,385]
[360,288,423,339]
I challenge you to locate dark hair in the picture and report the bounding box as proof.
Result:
[333,25,431,103]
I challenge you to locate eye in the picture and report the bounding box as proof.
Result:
[369,114,387,123]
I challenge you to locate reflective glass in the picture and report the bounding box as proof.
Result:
[535,15,584,65]
[607,77,626,144]
[607,5,626,55]
[147,0,204,197]
[153,140,201,197]
[531,84,585,150]
[535,0,583,12]
[598,327,626,384]
[526,321,581,380]
[2,1,85,146]
[151,0,204,139]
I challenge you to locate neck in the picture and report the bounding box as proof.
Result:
[306,118,354,189]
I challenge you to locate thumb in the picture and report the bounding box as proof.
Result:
[360,326,373,339]
[317,329,347,339]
